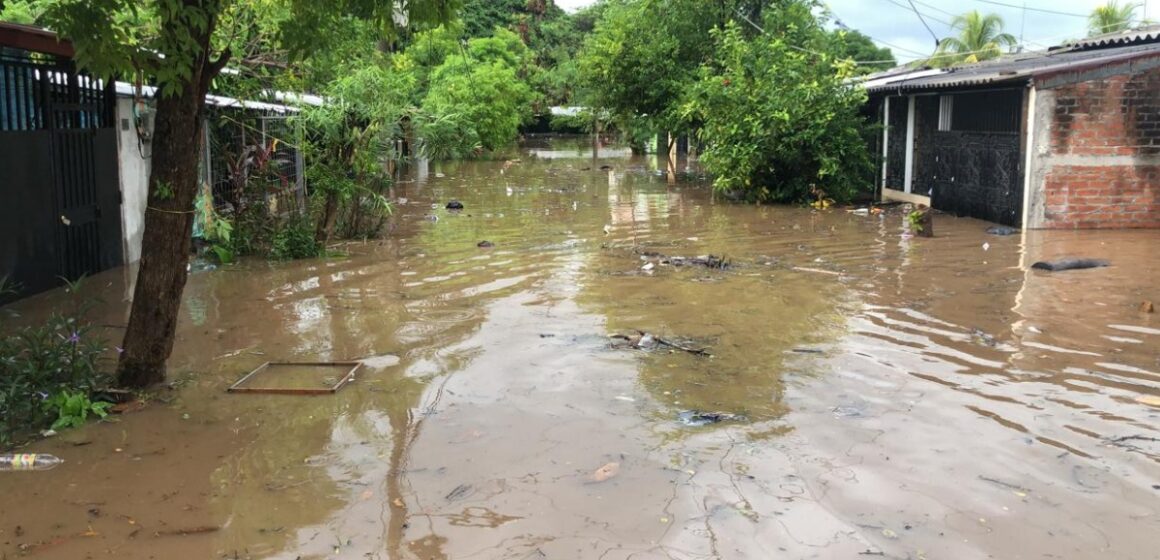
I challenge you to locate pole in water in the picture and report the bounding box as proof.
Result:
[0,453,63,471]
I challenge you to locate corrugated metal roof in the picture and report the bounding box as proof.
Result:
[1064,25,1160,50]
[864,42,1160,94]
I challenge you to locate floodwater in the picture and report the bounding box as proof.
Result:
[1,135,1158,559]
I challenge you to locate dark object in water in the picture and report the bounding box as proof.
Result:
[477,240,494,248]
[986,226,1019,236]
[678,410,746,427]
[599,165,613,171]
[446,200,464,210]
[1031,258,1110,272]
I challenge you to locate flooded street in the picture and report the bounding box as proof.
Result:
[2,136,1158,560]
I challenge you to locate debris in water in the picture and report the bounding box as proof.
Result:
[0,453,63,471]
[792,266,841,277]
[614,396,636,403]
[445,484,473,501]
[477,240,495,248]
[359,354,400,369]
[832,406,864,418]
[446,200,465,210]
[982,242,990,251]
[1137,395,1160,407]
[610,331,712,356]
[1140,301,1154,313]
[678,410,746,427]
[154,526,220,537]
[591,462,620,482]
[986,226,1019,236]
[1031,258,1110,272]
[227,362,361,395]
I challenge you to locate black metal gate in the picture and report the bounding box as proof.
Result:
[0,47,120,303]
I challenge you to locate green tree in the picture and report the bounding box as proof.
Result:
[682,3,873,203]
[929,11,1016,67]
[831,29,896,74]
[1089,1,1140,36]
[0,0,45,23]
[39,0,459,388]
[422,29,534,150]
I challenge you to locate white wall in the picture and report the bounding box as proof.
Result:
[115,97,151,264]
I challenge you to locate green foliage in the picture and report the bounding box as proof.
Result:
[46,391,112,431]
[906,209,925,233]
[0,0,45,24]
[1089,1,1141,36]
[0,281,110,447]
[424,66,533,150]
[579,0,763,138]
[271,214,321,260]
[682,5,874,204]
[929,11,1016,67]
[830,29,896,74]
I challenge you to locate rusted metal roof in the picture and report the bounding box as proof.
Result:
[0,22,73,57]
[864,42,1160,94]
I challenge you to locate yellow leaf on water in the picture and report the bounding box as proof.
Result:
[1137,395,1160,407]
[592,462,620,482]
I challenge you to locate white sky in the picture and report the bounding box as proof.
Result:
[555,0,1158,62]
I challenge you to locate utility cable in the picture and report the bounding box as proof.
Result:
[907,0,943,45]
[972,0,1087,18]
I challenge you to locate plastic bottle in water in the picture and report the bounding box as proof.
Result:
[0,453,63,471]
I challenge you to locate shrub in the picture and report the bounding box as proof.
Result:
[271,214,322,260]
[0,281,111,447]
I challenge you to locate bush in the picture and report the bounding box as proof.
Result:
[0,282,111,447]
[271,214,322,260]
[681,6,875,203]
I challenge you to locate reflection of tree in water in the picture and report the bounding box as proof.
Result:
[577,179,849,433]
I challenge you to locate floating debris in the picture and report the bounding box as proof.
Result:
[1031,258,1110,272]
[678,410,746,427]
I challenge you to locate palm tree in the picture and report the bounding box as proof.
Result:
[1088,1,1140,36]
[928,11,1017,68]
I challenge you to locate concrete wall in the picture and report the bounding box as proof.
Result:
[115,97,151,263]
[1026,57,1160,229]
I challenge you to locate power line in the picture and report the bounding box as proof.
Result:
[909,0,958,18]
[907,0,942,45]
[972,0,1087,18]
[881,0,954,27]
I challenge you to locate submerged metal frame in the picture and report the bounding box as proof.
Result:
[227,361,360,395]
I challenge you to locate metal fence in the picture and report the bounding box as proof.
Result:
[204,108,305,217]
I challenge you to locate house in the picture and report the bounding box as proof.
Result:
[0,22,121,303]
[113,80,309,263]
[862,27,1160,229]
[1,21,318,302]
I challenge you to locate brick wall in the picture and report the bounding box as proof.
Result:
[1043,165,1160,228]
[1039,63,1160,228]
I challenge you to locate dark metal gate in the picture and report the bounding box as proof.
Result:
[0,46,120,303]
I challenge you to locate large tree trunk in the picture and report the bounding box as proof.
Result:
[117,2,225,388]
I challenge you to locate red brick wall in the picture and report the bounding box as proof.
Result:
[1041,65,1160,228]
[1043,165,1160,228]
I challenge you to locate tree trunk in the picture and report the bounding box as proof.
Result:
[316,192,340,243]
[117,2,226,388]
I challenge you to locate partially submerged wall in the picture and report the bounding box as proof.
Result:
[1027,57,1160,229]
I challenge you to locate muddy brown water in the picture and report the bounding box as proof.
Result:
[1,136,1158,559]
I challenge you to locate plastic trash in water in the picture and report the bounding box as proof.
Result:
[0,453,63,471]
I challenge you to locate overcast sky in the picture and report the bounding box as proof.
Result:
[555,0,1158,62]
